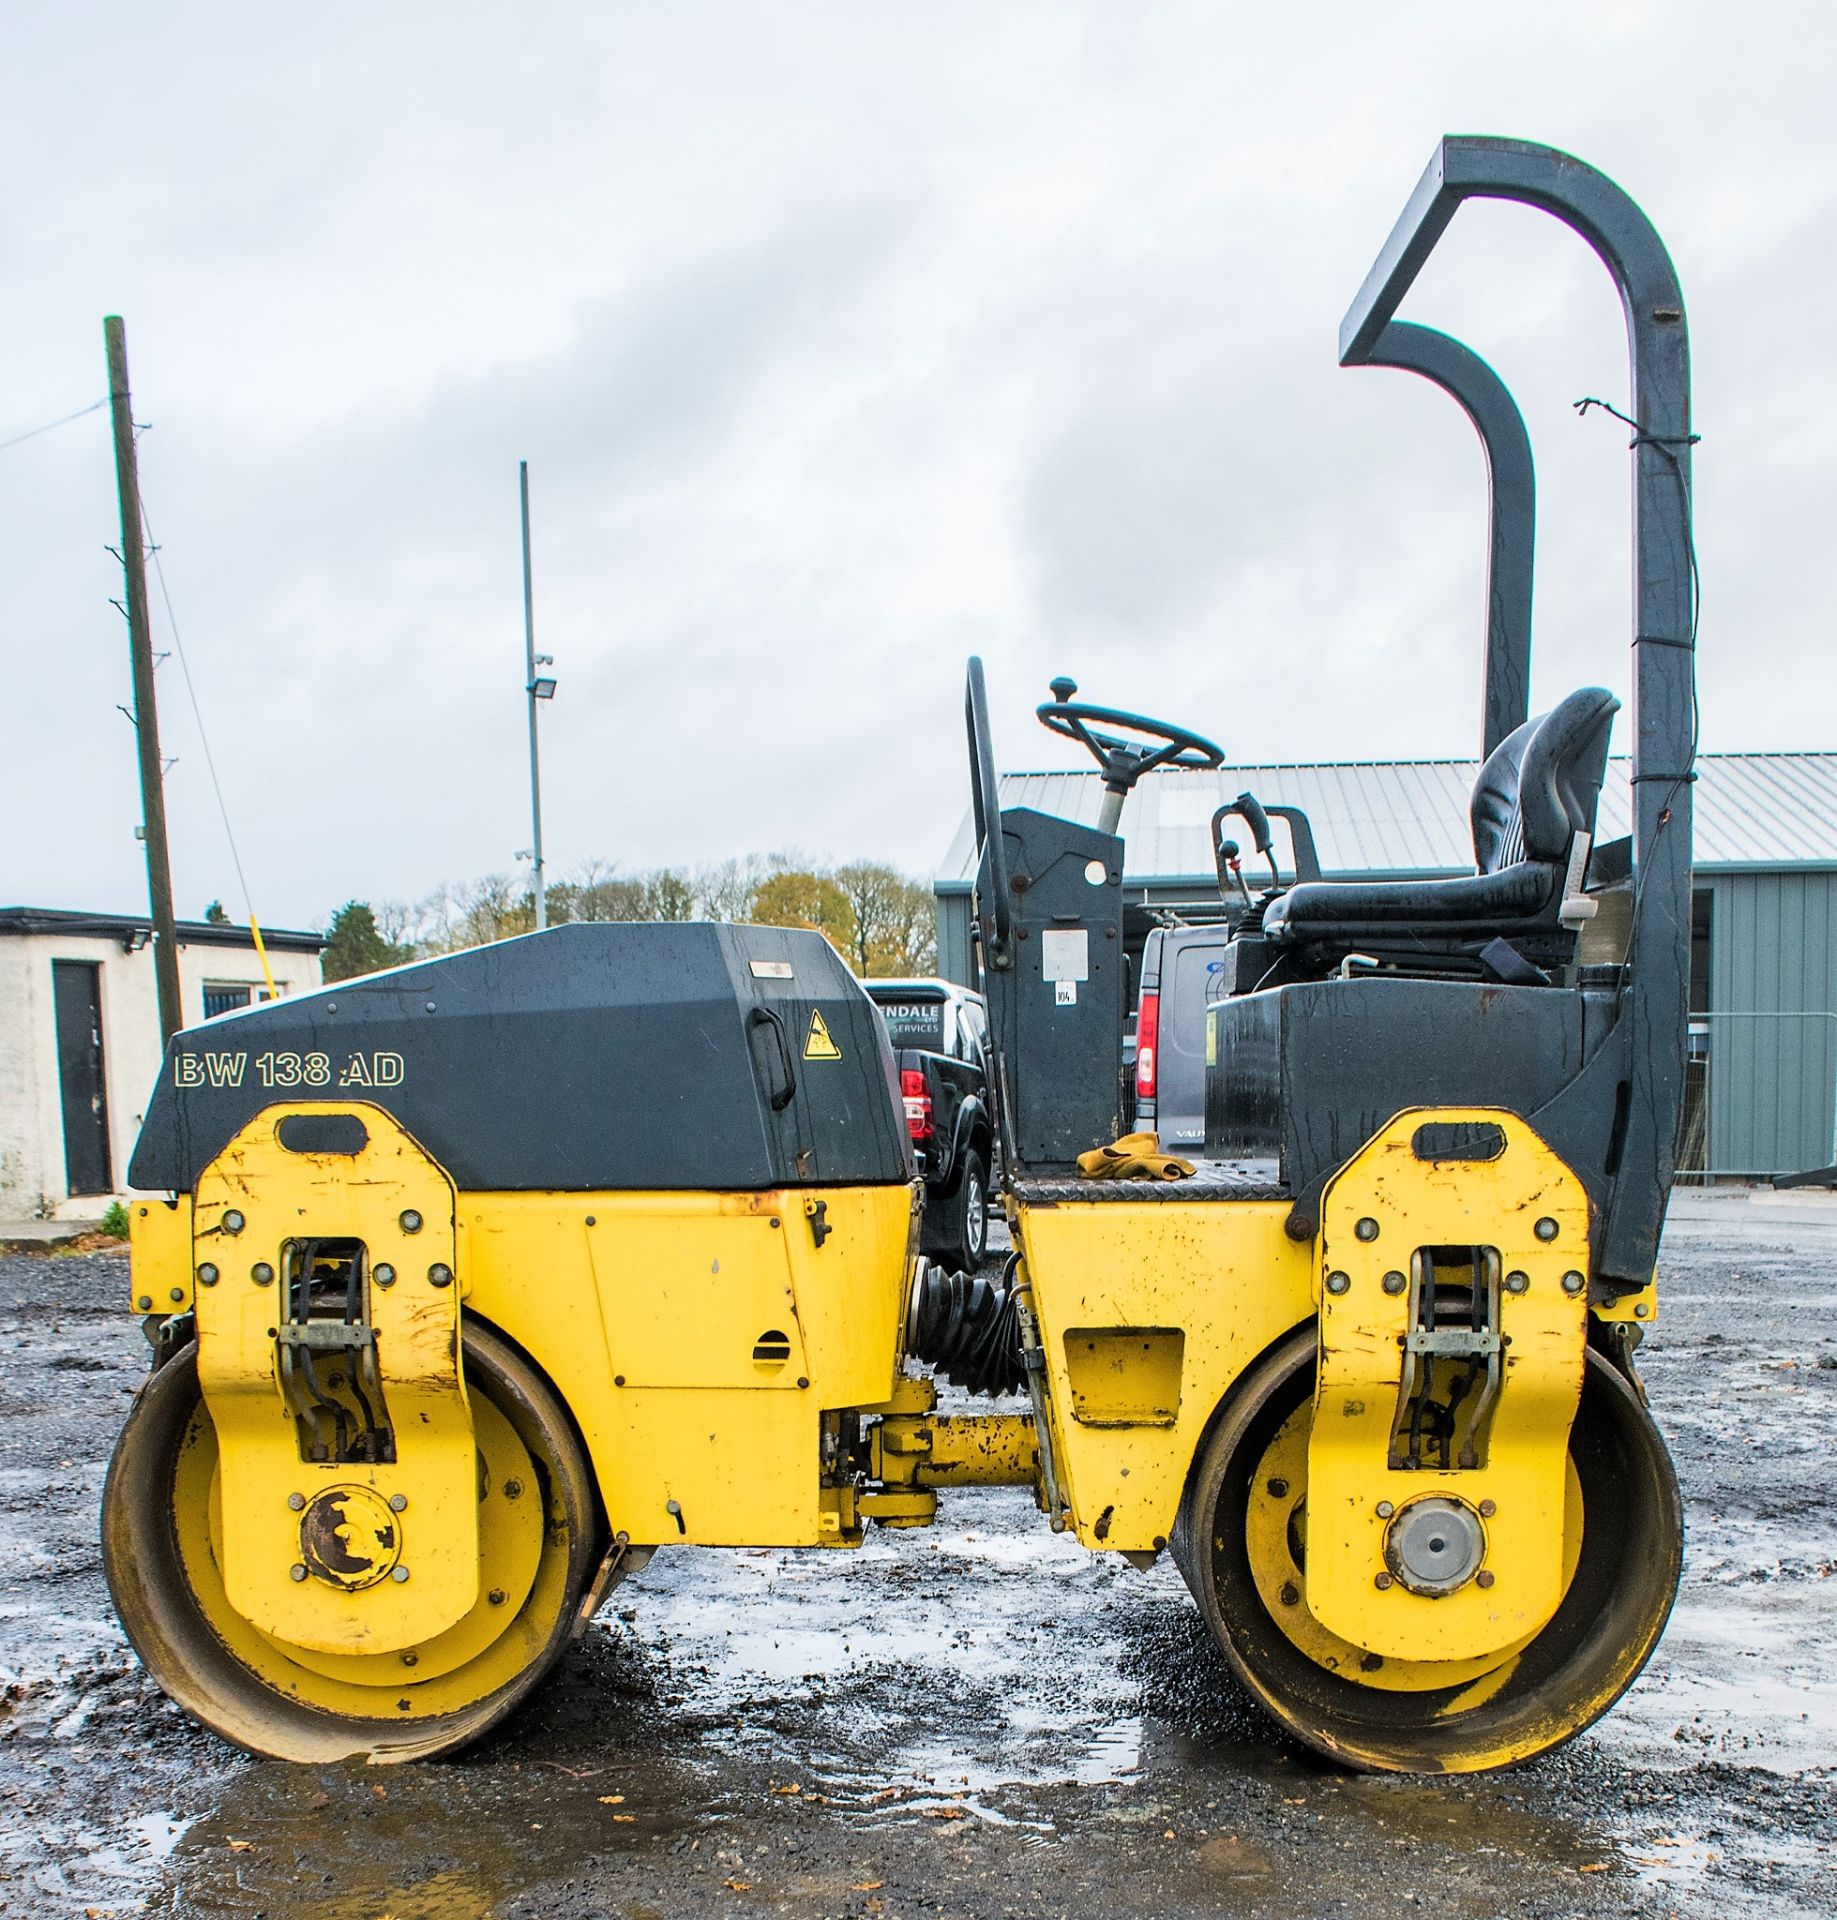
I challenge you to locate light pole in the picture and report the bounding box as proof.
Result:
[519,460,556,930]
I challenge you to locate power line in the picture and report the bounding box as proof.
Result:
[0,396,107,455]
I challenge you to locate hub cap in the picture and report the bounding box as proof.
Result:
[299,1484,403,1590]
[1385,1497,1484,1597]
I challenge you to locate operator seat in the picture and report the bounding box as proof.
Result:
[1258,686,1619,974]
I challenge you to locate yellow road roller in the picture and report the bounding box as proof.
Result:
[103,134,1694,1773]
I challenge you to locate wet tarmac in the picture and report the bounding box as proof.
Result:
[1,1190,1832,1918]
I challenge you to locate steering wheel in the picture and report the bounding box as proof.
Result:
[1036,676,1224,804]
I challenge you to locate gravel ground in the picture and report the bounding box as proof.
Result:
[0,1190,1832,1919]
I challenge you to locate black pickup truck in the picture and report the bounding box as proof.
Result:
[863,977,996,1268]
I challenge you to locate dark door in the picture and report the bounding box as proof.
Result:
[52,961,112,1196]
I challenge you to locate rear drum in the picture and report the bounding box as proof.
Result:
[1171,1327,1681,1774]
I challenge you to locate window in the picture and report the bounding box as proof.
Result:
[869,994,947,1052]
[203,982,281,1019]
[954,998,988,1066]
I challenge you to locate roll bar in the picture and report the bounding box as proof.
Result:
[1343,135,1695,1285]
[1347,321,1534,760]
[965,655,1014,970]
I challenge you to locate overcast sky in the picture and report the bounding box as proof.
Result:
[3,4,1832,932]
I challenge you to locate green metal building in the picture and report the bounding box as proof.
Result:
[936,753,1837,1180]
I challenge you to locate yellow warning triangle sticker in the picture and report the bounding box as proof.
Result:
[804,1010,843,1061]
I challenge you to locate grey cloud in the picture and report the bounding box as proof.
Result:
[2,5,1833,928]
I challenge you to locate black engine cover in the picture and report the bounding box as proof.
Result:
[129,923,912,1194]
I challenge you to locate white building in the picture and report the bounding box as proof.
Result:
[0,906,325,1219]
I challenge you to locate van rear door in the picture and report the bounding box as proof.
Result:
[1156,931,1229,1151]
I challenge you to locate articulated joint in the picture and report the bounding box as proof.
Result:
[869,1408,1040,1491]
[856,1375,1041,1527]
[906,1260,1026,1395]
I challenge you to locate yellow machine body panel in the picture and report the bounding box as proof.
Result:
[1306,1109,1590,1662]
[1014,1197,1316,1550]
[129,1151,919,1631]
[188,1103,479,1656]
[1014,1106,1602,1630]
[128,1194,194,1313]
[459,1182,918,1549]
[131,1090,1611,1681]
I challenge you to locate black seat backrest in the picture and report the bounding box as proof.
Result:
[1470,687,1619,874]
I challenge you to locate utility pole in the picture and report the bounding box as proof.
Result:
[106,316,183,1043]
[519,460,556,930]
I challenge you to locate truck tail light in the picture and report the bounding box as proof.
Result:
[1136,991,1159,1101]
[900,1067,934,1140]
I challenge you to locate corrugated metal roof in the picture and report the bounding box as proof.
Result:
[936,754,1837,887]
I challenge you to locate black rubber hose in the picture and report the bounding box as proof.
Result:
[908,1261,1026,1396]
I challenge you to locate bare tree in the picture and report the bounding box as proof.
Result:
[559,859,653,922]
[348,850,935,965]
[694,854,771,922]
[647,870,697,920]
[414,873,533,954]
[834,861,937,975]
[374,898,418,950]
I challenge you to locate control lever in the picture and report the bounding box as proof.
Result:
[1231,791,1281,889]
[1218,838,1254,910]
[1212,794,1284,899]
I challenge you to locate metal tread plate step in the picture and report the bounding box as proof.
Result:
[1012,1159,1287,1204]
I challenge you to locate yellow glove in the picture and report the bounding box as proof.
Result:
[1076,1131,1195,1182]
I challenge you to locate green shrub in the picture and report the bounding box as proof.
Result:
[98,1200,130,1240]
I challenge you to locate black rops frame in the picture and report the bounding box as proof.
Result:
[1343,135,1694,1287]
[1347,320,1535,761]
[962,138,1693,1281]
